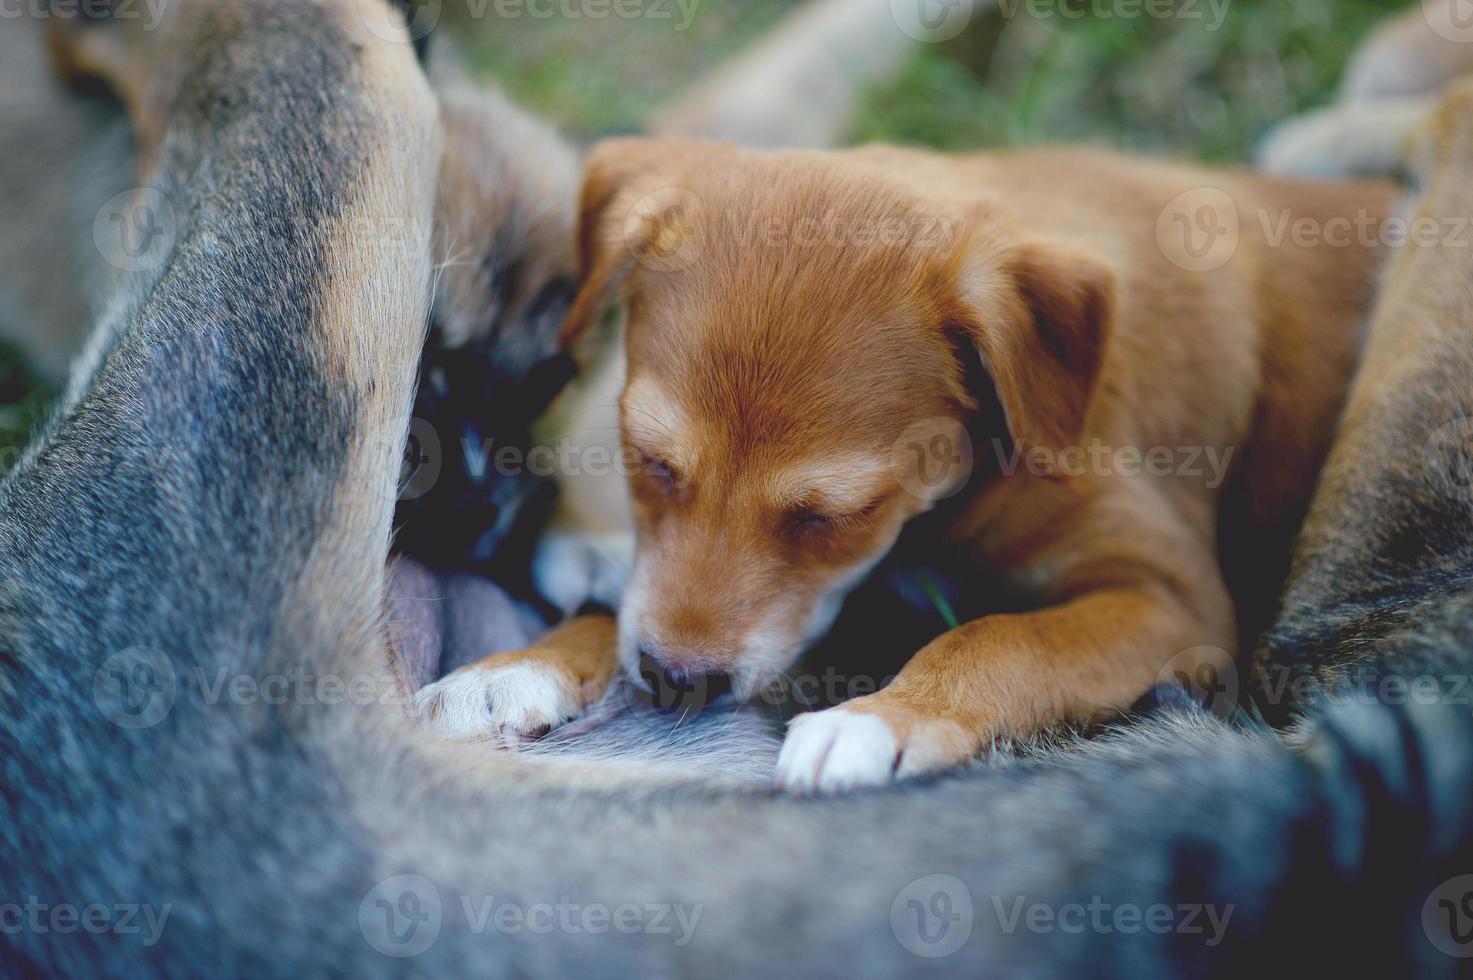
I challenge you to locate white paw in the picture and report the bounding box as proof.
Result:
[774,708,900,794]
[415,661,581,741]
[1256,109,1355,177]
[1257,99,1429,179]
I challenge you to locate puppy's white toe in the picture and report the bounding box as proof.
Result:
[775,709,899,794]
[415,661,581,741]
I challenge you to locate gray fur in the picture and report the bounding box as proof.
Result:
[1,3,1472,978]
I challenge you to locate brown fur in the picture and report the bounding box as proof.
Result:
[455,137,1398,788]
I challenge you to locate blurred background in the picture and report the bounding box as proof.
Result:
[0,0,1393,472]
[449,0,1388,155]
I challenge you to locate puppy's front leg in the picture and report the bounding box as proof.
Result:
[776,584,1234,793]
[416,615,619,741]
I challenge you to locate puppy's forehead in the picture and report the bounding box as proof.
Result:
[625,373,894,505]
[619,157,966,460]
[638,190,945,357]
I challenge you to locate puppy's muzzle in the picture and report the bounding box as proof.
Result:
[636,647,733,712]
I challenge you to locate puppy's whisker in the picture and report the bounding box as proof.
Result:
[620,405,678,442]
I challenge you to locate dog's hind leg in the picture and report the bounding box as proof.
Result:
[0,7,440,969]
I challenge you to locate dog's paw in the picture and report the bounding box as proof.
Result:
[1256,108,1361,178]
[775,708,898,793]
[415,659,583,742]
[773,699,977,794]
[1257,99,1432,179]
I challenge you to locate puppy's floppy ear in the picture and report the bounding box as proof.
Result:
[559,138,711,348]
[559,140,645,348]
[947,236,1116,474]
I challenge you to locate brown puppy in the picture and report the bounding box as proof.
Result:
[425,138,1396,791]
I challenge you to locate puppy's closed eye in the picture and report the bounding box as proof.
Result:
[788,508,836,535]
[637,453,683,497]
[786,496,887,537]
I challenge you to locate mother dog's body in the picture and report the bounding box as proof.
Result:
[1,2,1471,977]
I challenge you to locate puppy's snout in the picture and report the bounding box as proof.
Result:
[637,646,732,711]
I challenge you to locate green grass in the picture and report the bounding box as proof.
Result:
[0,0,1397,467]
[851,0,1392,162]
[447,0,792,133]
[455,0,1394,160]
[0,345,51,477]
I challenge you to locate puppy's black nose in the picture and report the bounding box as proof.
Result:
[637,649,732,712]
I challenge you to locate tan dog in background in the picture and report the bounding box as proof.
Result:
[422,138,1396,791]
